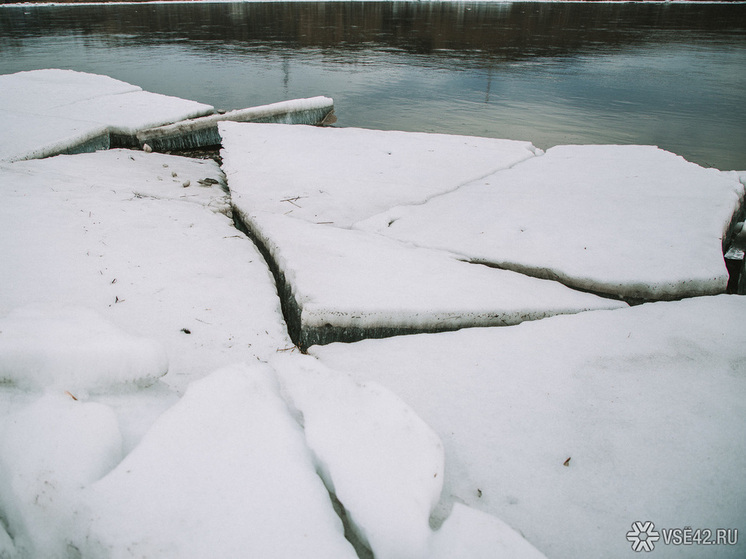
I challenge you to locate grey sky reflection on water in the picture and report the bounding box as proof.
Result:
[1,1,745,169]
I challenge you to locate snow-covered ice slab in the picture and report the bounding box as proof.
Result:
[274,353,444,559]
[0,150,291,393]
[358,145,746,301]
[311,295,746,559]
[220,121,541,227]
[0,305,167,394]
[75,364,358,559]
[65,89,214,141]
[0,69,139,112]
[0,108,110,162]
[238,210,626,349]
[0,69,213,161]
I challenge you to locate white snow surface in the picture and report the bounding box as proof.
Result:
[0,393,123,559]
[357,144,746,300]
[273,353,444,559]
[220,121,540,227]
[0,150,291,393]
[241,209,626,333]
[311,295,746,559]
[0,305,167,394]
[430,504,548,559]
[75,364,358,559]
[0,69,213,161]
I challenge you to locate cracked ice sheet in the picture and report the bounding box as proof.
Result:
[74,364,358,559]
[310,295,746,559]
[274,352,546,559]
[241,210,625,336]
[219,121,540,227]
[0,69,213,161]
[274,353,444,559]
[0,150,291,394]
[357,145,745,301]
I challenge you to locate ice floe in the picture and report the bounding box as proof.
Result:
[274,353,444,559]
[237,210,626,348]
[0,69,213,162]
[357,145,745,300]
[311,295,746,558]
[220,121,540,227]
[0,150,291,392]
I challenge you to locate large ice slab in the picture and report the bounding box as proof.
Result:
[75,364,358,559]
[358,145,745,300]
[220,121,541,227]
[238,209,626,348]
[311,295,746,559]
[0,150,291,393]
[0,69,213,161]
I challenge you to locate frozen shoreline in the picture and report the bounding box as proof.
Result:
[1,69,745,558]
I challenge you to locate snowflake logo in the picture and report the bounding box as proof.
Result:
[627,521,660,552]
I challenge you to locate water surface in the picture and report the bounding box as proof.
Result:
[1,1,745,170]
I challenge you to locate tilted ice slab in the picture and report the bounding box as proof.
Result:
[74,364,358,559]
[274,353,444,559]
[0,69,213,162]
[0,108,111,163]
[0,305,167,394]
[357,145,746,300]
[139,96,335,151]
[0,150,291,393]
[220,121,540,227]
[238,210,626,348]
[311,295,746,559]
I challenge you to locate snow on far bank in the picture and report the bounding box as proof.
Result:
[238,209,626,348]
[310,294,746,559]
[357,145,745,301]
[74,364,358,559]
[219,121,540,228]
[0,69,213,162]
[0,149,291,393]
[0,305,167,394]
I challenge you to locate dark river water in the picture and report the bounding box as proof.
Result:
[1,1,745,170]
